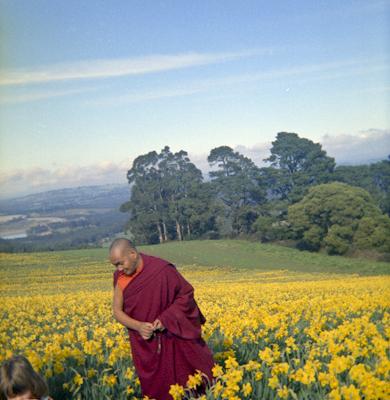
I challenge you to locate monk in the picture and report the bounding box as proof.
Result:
[109,238,215,400]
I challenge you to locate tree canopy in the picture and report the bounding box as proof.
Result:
[288,182,390,255]
[207,146,267,235]
[263,132,336,203]
[121,146,217,243]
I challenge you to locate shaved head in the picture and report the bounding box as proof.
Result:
[109,238,140,276]
[109,238,136,255]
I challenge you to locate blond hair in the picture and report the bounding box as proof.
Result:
[0,355,49,400]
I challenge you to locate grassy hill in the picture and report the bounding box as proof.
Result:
[45,239,390,276]
[140,240,390,275]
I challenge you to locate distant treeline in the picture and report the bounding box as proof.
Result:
[120,132,390,258]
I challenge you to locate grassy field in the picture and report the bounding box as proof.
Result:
[139,240,390,275]
[1,240,389,399]
[13,238,388,275]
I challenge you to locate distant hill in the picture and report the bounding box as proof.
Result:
[0,184,131,214]
[0,184,132,251]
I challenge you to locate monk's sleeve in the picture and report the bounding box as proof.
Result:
[157,266,206,340]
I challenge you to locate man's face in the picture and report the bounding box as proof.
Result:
[109,247,139,276]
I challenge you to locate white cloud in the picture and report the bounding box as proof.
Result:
[234,129,390,166]
[0,159,131,199]
[216,129,390,167]
[0,155,213,199]
[234,143,273,167]
[187,152,211,175]
[234,129,390,167]
[0,50,261,86]
[320,129,390,165]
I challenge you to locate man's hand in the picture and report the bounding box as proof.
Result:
[153,318,165,332]
[137,322,154,340]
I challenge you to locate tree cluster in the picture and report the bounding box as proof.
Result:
[121,132,390,257]
[120,146,218,244]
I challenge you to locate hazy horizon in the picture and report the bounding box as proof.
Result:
[0,129,389,200]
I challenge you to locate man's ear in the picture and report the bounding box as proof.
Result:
[129,248,137,257]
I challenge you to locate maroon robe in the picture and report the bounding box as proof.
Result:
[113,253,215,400]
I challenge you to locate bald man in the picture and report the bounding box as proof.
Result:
[109,238,215,400]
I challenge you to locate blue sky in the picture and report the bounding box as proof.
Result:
[0,0,389,198]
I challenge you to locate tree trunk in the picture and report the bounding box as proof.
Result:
[175,220,182,241]
[157,224,163,244]
[187,222,191,238]
[162,221,168,241]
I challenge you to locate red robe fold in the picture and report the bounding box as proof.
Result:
[113,253,215,400]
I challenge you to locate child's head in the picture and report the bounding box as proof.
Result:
[0,355,49,400]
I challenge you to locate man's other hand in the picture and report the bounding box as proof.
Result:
[153,318,165,331]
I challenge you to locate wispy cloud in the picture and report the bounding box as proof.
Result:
[87,86,206,106]
[0,86,100,105]
[2,56,386,105]
[87,58,389,106]
[0,49,263,86]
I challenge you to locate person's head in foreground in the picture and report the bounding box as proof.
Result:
[0,355,51,400]
[109,238,141,276]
